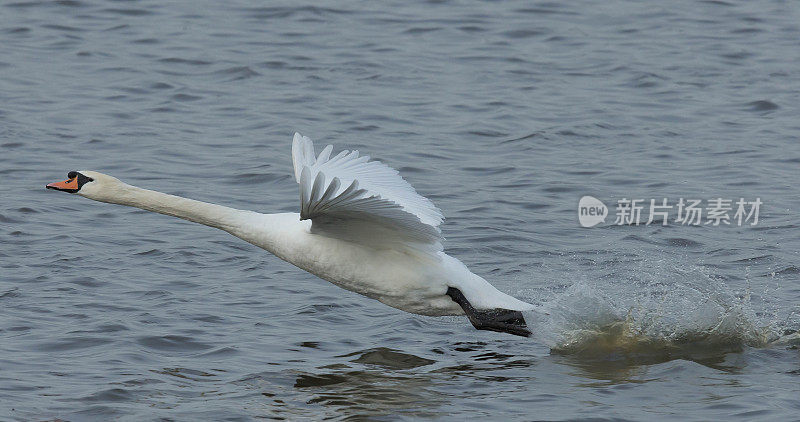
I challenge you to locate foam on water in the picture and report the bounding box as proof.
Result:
[522,257,787,360]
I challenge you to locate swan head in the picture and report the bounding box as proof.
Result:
[46,170,127,202]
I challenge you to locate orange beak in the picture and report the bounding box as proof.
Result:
[46,177,79,192]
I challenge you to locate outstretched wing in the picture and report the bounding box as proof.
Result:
[291,132,444,252]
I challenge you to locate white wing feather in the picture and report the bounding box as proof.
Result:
[291,132,444,250]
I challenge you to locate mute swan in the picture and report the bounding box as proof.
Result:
[46,133,534,337]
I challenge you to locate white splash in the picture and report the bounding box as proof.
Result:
[518,257,786,357]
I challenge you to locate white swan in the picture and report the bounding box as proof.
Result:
[46,133,534,336]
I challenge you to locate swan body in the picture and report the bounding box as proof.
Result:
[47,134,534,334]
[230,212,532,316]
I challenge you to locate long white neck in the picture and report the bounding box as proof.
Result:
[82,181,305,265]
[95,184,252,234]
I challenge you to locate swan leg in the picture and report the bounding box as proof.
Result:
[446,287,531,338]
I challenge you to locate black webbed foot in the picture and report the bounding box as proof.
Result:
[446,287,532,337]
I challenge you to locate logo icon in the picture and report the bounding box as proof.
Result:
[578,196,607,227]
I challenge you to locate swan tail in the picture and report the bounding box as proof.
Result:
[446,287,532,338]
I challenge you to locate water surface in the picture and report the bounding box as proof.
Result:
[2,0,799,420]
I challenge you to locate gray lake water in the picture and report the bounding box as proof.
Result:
[2,0,800,420]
